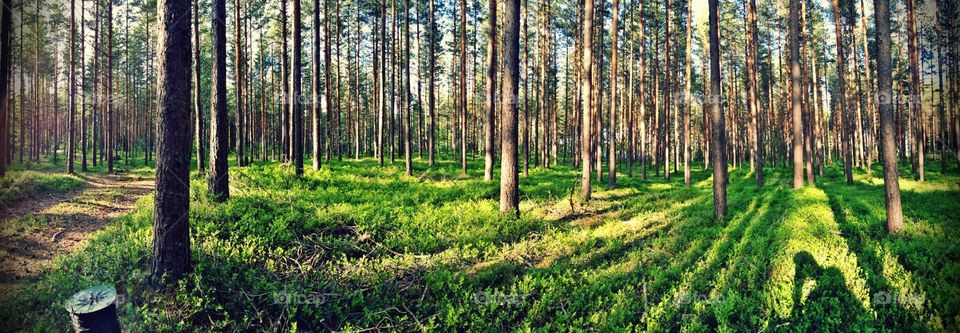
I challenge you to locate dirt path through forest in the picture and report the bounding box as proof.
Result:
[0,171,154,299]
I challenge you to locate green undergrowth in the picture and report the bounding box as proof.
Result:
[2,158,958,332]
[0,171,85,208]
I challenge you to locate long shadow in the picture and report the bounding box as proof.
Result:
[823,185,946,330]
[787,251,873,332]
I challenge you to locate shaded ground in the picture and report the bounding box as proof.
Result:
[0,171,154,299]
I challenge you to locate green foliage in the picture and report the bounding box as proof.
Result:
[0,171,85,207]
[2,159,958,332]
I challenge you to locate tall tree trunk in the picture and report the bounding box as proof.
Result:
[292,0,303,175]
[662,0,670,181]
[874,0,903,233]
[790,0,803,189]
[106,0,113,173]
[483,0,497,181]
[194,0,204,171]
[831,0,852,184]
[0,0,9,177]
[746,0,762,187]
[906,0,924,181]
[280,0,289,163]
[500,0,520,214]
[208,0,229,200]
[80,0,86,171]
[234,0,245,167]
[460,0,467,175]
[608,0,618,186]
[427,0,435,166]
[403,0,412,175]
[581,0,594,200]
[683,0,693,187]
[66,0,75,174]
[709,0,726,218]
[315,0,326,170]
[151,0,193,285]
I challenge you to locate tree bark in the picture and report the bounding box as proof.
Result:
[790,0,803,189]
[746,0,762,188]
[292,0,303,175]
[193,0,204,171]
[906,0,924,181]
[873,0,903,233]
[428,0,435,166]
[207,0,230,200]
[831,0,852,184]
[581,0,594,200]
[315,0,326,170]
[151,0,193,285]
[501,0,520,215]
[608,0,618,186]
[484,0,498,181]
[708,0,726,218]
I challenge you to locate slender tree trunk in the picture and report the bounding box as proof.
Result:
[151,0,193,285]
[831,0,852,184]
[608,0,618,186]
[483,0,497,181]
[315,0,326,171]
[906,0,924,181]
[683,0,693,187]
[874,0,903,233]
[403,0,412,175]
[662,0,670,181]
[581,0,594,200]
[63,0,74,174]
[500,0,520,215]
[292,0,303,175]
[106,0,113,173]
[427,0,435,166]
[193,0,204,171]
[746,0,762,187]
[460,0,467,175]
[207,0,229,200]
[234,0,244,167]
[709,0,726,218]
[0,0,9,177]
[280,0,289,163]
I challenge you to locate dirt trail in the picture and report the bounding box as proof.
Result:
[0,171,154,299]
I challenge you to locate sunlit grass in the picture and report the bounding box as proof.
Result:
[1,157,957,331]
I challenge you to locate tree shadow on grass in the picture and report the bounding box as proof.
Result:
[787,251,873,332]
[823,183,954,330]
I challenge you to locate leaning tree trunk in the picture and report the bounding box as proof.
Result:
[873,0,904,233]
[500,0,520,215]
[207,0,229,200]
[151,0,193,285]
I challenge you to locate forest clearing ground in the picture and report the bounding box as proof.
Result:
[0,170,154,300]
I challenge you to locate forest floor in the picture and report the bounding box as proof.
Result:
[1,157,958,332]
[0,166,154,300]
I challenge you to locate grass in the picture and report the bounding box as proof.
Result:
[0,171,85,208]
[1,157,957,332]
